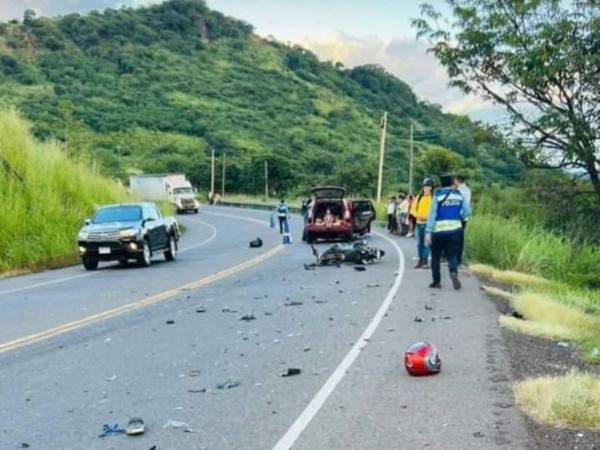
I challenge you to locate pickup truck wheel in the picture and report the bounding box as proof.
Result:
[138,240,152,267]
[82,258,98,271]
[164,234,177,261]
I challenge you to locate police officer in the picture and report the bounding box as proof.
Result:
[425,175,471,290]
[276,199,290,234]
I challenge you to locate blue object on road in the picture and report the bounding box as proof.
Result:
[98,424,125,438]
[270,213,276,229]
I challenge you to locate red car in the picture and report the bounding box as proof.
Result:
[303,186,376,243]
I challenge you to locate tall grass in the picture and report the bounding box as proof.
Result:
[0,110,130,273]
[467,214,600,289]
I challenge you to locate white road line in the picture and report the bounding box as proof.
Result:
[0,219,219,297]
[272,231,405,450]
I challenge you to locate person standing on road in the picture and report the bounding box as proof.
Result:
[387,197,398,233]
[411,178,435,268]
[453,175,471,267]
[276,199,290,234]
[426,175,471,290]
[397,193,409,236]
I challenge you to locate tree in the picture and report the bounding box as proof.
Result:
[23,9,36,25]
[413,0,600,204]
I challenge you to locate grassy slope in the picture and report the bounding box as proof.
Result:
[0,110,130,273]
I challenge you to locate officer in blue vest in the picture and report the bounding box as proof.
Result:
[276,199,290,234]
[425,175,471,290]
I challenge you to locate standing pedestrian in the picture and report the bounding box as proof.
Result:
[387,197,398,233]
[453,175,472,267]
[411,178,435,268]
[397,193,409,236]
[426,175,471,290]
[276,199,290,234]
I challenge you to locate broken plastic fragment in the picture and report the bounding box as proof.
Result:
[281,368,301,377]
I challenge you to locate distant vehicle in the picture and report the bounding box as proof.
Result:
[77,202,180,270]
[130,174,199,214]
[303,186,376,243]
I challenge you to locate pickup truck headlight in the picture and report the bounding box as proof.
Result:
[119,228,138,238]
[78,231,89,240]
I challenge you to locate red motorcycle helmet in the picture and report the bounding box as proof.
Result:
[405,342,441,376]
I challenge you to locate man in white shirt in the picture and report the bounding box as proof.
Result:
[453,175,471,266]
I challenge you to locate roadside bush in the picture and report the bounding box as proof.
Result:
[0,110,129,273]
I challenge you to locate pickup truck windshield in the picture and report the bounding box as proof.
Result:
[93,206,142,224]
[173,187,193,194]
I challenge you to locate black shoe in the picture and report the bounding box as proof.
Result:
[429,282,441,289]
[450,271,462,290]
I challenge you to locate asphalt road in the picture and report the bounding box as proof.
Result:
[0,206,530,450]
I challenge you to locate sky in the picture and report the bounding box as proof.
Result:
[0,0,501,122]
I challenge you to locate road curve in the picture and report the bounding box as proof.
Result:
[0,206,530,450]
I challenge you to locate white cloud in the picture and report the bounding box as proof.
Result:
[300,32,503,123]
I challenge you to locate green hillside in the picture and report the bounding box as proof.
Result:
[0,0,522,196]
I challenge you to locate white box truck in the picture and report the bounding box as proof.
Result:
[130,174,199,214]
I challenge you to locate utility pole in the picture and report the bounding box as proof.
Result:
[409,123,414,195]
[221,152,226,199]
[264,160,269,198]
[210,148,215,196]
[376,111,388,203]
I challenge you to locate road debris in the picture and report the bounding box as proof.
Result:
[216,379,241,390]
[413,316,424,323]
[163,420,194,433]
[126,417,145,436]
[188,388,207,394]
[405,342,441,376]
[354,266,367,272]
[367,283,380,288]
[281,368,302,377]
[221,306,238,313]
[105,375,117,382]
[165,320,175,325]
[98,423,125,438]
[188,369,202,377]
[20,444,29,449]
[284,301,303,307]
[303,347,311,352]
[249,237,263,248]
[314,300,327,304]
[195,306,206,313]
[425,305,433,310]
[473,432,485,438]
[239,314,256,322]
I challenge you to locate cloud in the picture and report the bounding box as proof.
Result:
[301,32,502,122]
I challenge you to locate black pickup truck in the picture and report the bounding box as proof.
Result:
[77,202,179,270]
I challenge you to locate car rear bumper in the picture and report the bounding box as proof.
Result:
[78,239,144,261]
[306,224,352,238]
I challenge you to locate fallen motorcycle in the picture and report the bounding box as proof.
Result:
[310,240,385,266]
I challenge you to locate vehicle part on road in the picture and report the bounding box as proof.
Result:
[163,420,194,433]
[249,237,263,248]
[126,417,145,436]
[98,423,125,438]
[239,314,256,322]
[165,319,175,325]
[216,379,241,390]
[311,241,385,266]
[404,342,441,376]
[281,368,302,377]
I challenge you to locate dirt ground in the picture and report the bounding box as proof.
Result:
[484,286,600,450]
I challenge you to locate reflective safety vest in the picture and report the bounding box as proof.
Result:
[277,204,289,217]
[431,188,464,234]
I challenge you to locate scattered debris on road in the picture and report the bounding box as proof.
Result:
[354,266,367,272]
[413,316,424,323]
[163,420,194,433]
[195,306,206,313]
[187,388,207,394]
[165,320,175,325]
[249,237,263,248]
[239,314,256,322]
[367,283,380,288]
[188,370,202,377]
[310,241,385,267]
[425,305,433,310]
[314,300,327,304]
[405,342,441,376]
[221,306,238,313]
[281,368,302,377]
[105,375,117,382]
[284,301,303,307]
[126,417,145,436]
[216,379,241,390]
[98,423,125,438]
